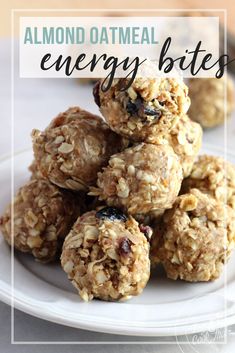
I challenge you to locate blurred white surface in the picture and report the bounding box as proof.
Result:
[1,38,235,351]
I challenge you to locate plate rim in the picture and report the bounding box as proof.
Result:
[1,285,235,337]
[1,146,235,337]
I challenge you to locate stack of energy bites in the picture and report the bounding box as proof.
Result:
[1,63,235,302]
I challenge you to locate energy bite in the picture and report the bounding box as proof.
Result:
[154,189,235,282]
[153,114,202,177]
[90,143,183,215]
[32,107,128,191]
[188,76,235,128]
[94,74,190,142]
[182,155,235,210]
[61,207,151,301]
[0,179,80,262]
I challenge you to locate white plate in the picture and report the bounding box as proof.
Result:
[1,146,235,337]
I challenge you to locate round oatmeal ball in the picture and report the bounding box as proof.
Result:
[61,207,151,301]
[93,74,190,142]
[188,76,235,128]
[0,179,81,262]
[32,107,128,191]
[90,143,183,215]
[153,114,202,177]
[181,155,235,210]
[153,189,235,282]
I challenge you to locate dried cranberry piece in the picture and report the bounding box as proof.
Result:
[93,81,101,107]
[96,207,127,222]
[118,237,131,257]
[139,224,153,241]
[52,115,66,127]
[111,272,119,289]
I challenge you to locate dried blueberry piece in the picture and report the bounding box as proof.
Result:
[143,106,162,118]
[126,98,142,115]
[93,81,101,107]
[96,207,127,222]
[118,237,131,257]
[126,97,162,121]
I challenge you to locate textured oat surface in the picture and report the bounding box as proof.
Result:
[0,178,80,262]
[152,189,235,282]
[188,76,235,128]
[90,143,183,215]
[152,114,202,177]
[28,159,44,179]
[61,208,150,301]
[32,107,128,191]
[95,74,190,142]
[182,155,235,210]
